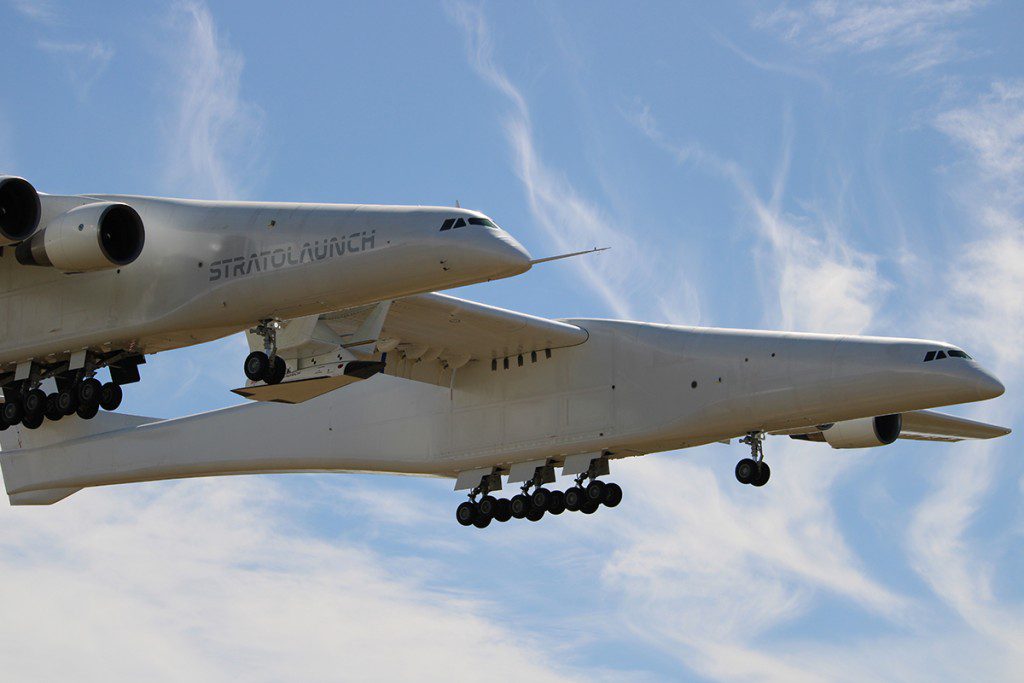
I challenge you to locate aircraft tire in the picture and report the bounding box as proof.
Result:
[473,514,492,529]
[76,401,99,420]
[603,483,623,508]
[2,399,23,425]
[45,394,63,421]
[23,388,46,417]
[478,495,498,518]
[21,411,43,429]
[456,501,476,526]
[0,410,8,431]
[78,378,102,406]
[57,389,78,415]
[244,352,270,382]
[531,487,551,510]
[751,462,770,487]
[265,356,287,385]
[564,487,583,511]
[494,498,512,522]
[526,507,545,522]
[735,458,757,484]
[547,490,566,515]
[585,479,606,503]
[580,500,599,515]
[510,494,530,519]
[100,383,123,411]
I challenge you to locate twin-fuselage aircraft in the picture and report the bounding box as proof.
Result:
[0,174,1010,527]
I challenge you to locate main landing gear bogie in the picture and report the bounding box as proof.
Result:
[1,377,124,430]
[455,475,624,528]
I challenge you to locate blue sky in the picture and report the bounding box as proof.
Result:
[1,1,1022,680]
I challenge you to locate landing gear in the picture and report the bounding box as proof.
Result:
[99,382,122,411]
[456,460,625,528]
[44,394,62,421]
[736,431,771,487]
[246,320,288,385]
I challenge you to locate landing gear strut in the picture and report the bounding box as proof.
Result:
[245,319,287,385]
[736,431,770,487]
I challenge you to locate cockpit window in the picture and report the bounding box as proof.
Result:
[440,218,455,231]
[468,217,498,228]
[453,218,466,229]
[924,348,973,362]
[440,216,498,231]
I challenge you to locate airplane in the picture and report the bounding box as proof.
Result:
[0,291,1009,527]
[0,175,533,431]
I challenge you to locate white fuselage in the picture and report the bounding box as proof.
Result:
[0,319,1004,500]
[0,195,530,369]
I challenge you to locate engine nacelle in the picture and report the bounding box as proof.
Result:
[822,414,902,449]
[16,201,145,272]
[0,176,41,245]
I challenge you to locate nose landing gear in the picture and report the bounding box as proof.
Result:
[736,431,771,487]
[244,319,287,385]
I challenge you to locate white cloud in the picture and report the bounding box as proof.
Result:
[11,0,58,25]
[445,0,701,324]
[0,478,593,681]
[757,0,986,73]
[37,39,114,100]
[161,1,264,200]
[629,104,887,334]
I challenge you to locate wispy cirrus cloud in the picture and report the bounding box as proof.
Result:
[445,0,701,324]
[629,103,887,334]
[161,1,264,200]
[757,0,987,73]
[36,39,114,99]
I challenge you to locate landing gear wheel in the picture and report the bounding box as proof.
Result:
[264,356,287,385]
[477,495,498,518]
[78,378,102,406]
[57,389,77,416]
[76,401,99,420]
[456,501,476,526]
[564,487,584,511]
[547,490,566,515]
[244,351,270,382]
[735,458,757,485]
[2,399,23,426]
[510,494,530,519]
[603,482,623,507]
[473,514,492,529]
[44,394,63,422]
[526,507,545,522]
[751,462,771,487]
[0,411,8,431]
[21,412,43,429]
[23,389,46,417]
[531,487,551,510]
[494,498,512,522]
[580,500,599,514]
[585,479,607,503]
[99,383,123,411]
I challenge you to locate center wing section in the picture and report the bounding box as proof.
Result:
[234,292,589,402]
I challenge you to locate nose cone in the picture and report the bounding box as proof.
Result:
[473,229,532,279]
[971,365,1005,401]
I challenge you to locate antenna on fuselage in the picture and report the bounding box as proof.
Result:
[455,199,460,208]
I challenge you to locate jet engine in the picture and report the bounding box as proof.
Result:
[16,201,145,272]
[821,414,902,449]
[0,176,41,245]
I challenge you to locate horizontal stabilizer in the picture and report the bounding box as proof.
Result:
[232,360,385,404]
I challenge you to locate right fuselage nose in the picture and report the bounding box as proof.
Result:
[447,223,532,281]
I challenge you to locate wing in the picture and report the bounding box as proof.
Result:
[772,409,1010,443]
[897,409,1011,442]
[234,292,589,402]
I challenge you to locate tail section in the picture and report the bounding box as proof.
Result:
[0,410,158,505]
